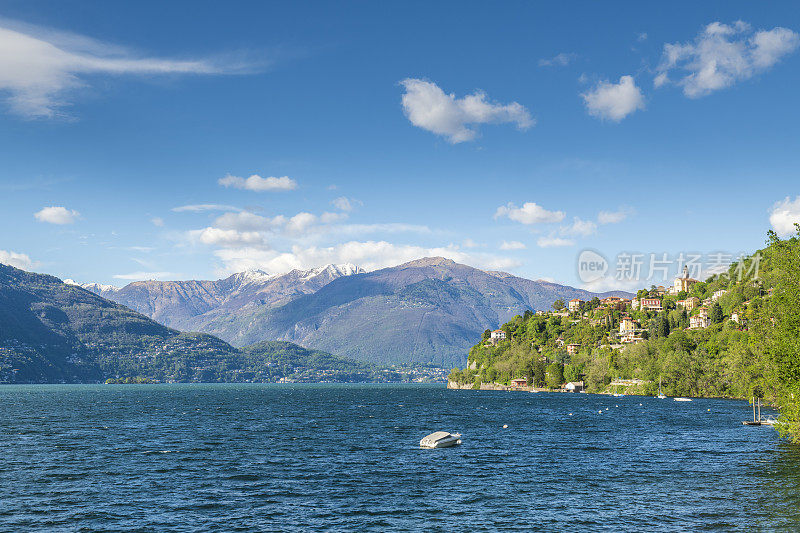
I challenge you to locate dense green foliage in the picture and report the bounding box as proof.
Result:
[450,230,800,442]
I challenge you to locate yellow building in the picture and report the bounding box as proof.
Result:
[673,265,700,294]
[619,316,638,333]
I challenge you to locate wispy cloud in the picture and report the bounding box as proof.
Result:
[598,207,633,225]
[331,196,362,212]
[537,235,574,248]
[0,19,261,118]
[212,240,520,276]
[218,173,297,192]
[560,217,597,237]
[34,205,80,224]
[538,52,576,67]
[171,204,241,213]
[495,202,565,225]
[400,78,533,143]
[113,271,176,280]
[655,21,799,97]
[500,240,526,250]
[582,75,645,121]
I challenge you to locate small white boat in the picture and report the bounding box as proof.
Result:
[613,393,625,397]
[674,397,692,402]
[420,431,462,448]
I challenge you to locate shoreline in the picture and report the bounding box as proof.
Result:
[446,380,756,401]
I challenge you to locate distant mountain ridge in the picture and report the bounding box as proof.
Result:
[76,258,631,366]
[78,263,364,332]
[0,263,406,384]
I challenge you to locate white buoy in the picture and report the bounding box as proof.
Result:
[598,410,602,414]
[569,413,573,416]
[503,424,508,429]
[616,405,619,407]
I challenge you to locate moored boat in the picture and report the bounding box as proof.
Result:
[420,431,462,448]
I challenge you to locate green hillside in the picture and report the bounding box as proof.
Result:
[449,228,800,442]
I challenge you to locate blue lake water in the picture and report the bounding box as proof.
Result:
[1,383,799,531]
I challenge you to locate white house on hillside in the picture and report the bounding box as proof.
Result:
[490,329,506,341]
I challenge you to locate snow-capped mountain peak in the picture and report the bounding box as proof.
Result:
[296,263,364,280]
[230,269,277,286]
[63,279,121,293]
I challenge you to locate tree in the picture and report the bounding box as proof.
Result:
[679,309,689,329]
[482,329,491,340]
[564,363,582,383]
[651,315,670,338]
[552,299,565,311]
[761,228,800,442]
[710,302,724,324]
[545,362,564,388]
[523,309,533,321]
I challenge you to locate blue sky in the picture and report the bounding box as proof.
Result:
[1,1,799,290]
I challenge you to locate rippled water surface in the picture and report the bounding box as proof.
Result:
[1,384,800,531]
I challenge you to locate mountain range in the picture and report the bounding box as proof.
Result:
[75,257,630,366]
[0,263,410,383]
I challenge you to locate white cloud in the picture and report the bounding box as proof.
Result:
[218,173,297,192]
[400,78,533,143]
[172,204,240,213]
[331,196,362,212]
[538,53,576,67]
[0,21,255,118]
[537,235,575,248]
[769,196,800,237]
[215,210,276,232]
[150,216,165,227]
[0,249,36,270]
[113,271,175,280]
[34,205,80,224]
[212,240,520,276]
[188,227,268,248]
[188,209,353,246]
[500,240,526,250]
[598,208,632,225]
[582,75,645,121]
[462,238,482,249]
[656,21,799,98]
[561,217,597,237]
[637,33,648,42]
[335,222,429,235]
[495,202,565,225]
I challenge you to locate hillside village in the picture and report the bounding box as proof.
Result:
[449,253,770,397]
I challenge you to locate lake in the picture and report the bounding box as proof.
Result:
[1,384,798,531]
